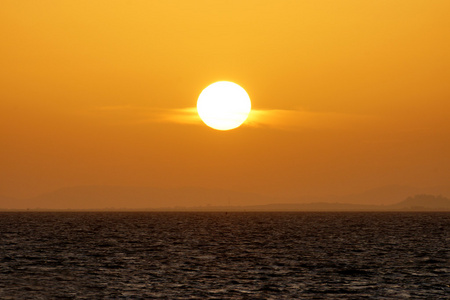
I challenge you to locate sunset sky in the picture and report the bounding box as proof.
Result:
[1,1,449,205]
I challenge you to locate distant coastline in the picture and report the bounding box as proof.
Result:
[0,187,450,212]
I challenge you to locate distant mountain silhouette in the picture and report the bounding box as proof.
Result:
[0,186,282,210]
[233,194,450,212]
[182,195,450,212]
[326,184,450,205]
[227,202,381,212]
[1,186,450,211]
[390,194,450,211]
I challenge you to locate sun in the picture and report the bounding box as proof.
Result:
[197,81,251,131]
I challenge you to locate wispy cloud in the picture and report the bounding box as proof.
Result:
[92,106,370,131]
[91,106,202,125]
[247,109,371,130]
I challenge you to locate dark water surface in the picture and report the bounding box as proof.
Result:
[0,212,449,299]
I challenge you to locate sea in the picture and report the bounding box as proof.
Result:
[0,212,448,299]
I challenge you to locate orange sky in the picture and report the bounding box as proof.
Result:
[1,1,449,203]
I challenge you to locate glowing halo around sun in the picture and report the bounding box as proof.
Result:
[197,81,251,131]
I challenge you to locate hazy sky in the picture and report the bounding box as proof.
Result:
[1,1,449,201]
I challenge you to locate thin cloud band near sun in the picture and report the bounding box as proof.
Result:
[92,105,370,131]
[89,81,373,131]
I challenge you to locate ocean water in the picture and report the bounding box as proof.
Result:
[0,212,448,299]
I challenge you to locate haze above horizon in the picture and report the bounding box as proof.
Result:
[1,1,449,207]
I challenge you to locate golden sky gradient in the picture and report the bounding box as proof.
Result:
[1,1,449,204]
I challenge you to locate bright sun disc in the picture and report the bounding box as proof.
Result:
[197,81,251,131]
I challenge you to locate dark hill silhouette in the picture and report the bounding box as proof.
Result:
[390,194,450,211]
[332,185,424,205]
[209,195,450,212]
[1,186,450,211]
[1,186,282,210]
[328,184,450,205]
